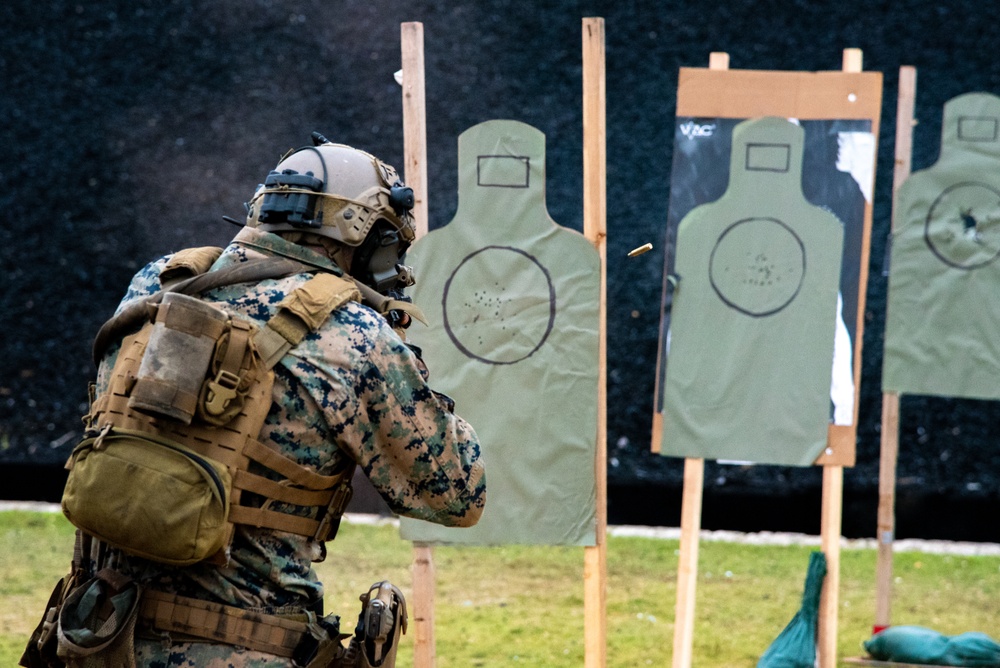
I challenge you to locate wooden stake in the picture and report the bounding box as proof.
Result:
[875,64,916,632]
[875,393,900,629]
[401,22,436,668]
[816,44,865,668]
[582,16,608,668]
[672,457,705,668]
[651,412,663,454]
[412,543,436,667]
[708,51,729,70]
[402,22,429,239]
[842,47,863,75]
[670,51,728,668]
[818,463,844,668]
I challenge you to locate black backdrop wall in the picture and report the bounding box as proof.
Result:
[3,0,1000,540]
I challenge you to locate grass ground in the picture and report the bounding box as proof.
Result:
[3,510,999,667]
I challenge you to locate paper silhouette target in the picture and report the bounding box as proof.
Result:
[399,120,600,546]
[658,117,846,466]
[710,217,806,317]
[924,181,1000,269]
[443,245,556,364]
[884,92,1000,400]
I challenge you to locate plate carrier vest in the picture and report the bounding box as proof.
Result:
[63,248,363,566]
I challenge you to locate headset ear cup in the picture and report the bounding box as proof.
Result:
[355,222,407,293]
[389,182,414,216]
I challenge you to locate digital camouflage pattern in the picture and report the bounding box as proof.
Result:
[98,227,485,666]
[134,639,294,667]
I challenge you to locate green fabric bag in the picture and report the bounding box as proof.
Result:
[864,625,1000,666]
[61,428,232,565]
[757,551,827,668]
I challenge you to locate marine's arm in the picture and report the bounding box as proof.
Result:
[338,319,485,527]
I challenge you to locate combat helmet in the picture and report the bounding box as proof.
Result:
[245,133,416,292]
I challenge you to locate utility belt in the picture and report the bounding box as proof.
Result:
[21,558,406,668]
[138,590,327,662]
[139,582,406,667]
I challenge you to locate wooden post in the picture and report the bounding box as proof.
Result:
[412,543,436,668]
[874,64,916,633]
[818,463,844,668]
[672,457,705,668]
[401,22,436,668]
[402,22,429,239]
[875,395,900,630]
[582,16,607,668]
[815,45,865,668]
[670,50,727,668]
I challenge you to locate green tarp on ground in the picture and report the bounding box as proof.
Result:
[399,120,600,546]
[660,117,844,466]
[883,92,1000,400]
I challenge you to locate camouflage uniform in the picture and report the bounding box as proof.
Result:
[98,227,485,667]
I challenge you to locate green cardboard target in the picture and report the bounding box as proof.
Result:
[660,117,845,466]
[884,93,1000,400]
[399,120,600,545]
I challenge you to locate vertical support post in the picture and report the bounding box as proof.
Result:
[651,413,663,453]
[412,543,436,668]
[875,64,916,633]
[707,50,730,70]
[672,457,705,668]
[401,22,435,668]
[818,464,844,668]
[671,51,728,668]
[816,44,863,668]
[582,16,607,668]
[875,394,900,630]
[402,22,429,239]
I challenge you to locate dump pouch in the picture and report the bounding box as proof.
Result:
[56,569,141,668]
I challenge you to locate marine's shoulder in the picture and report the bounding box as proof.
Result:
[320,298,390,340]
[116,254,174,309]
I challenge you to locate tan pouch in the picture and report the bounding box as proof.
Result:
[62,428,232,566]
[128,292,230,425]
